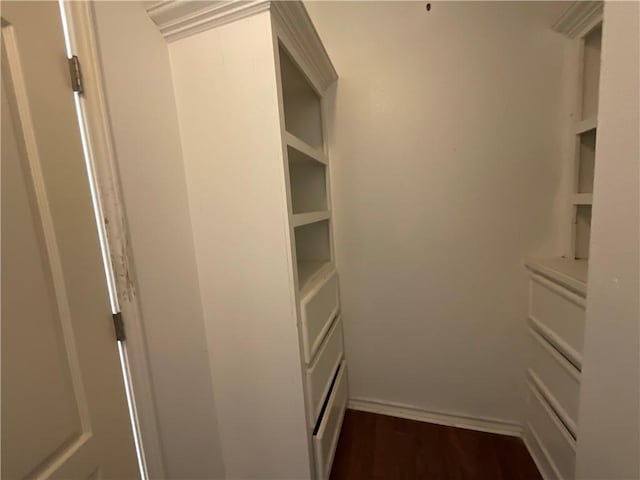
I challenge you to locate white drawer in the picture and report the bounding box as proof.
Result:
[530,275,586,367]
[526,383,576,480]
[529,329,581,435]
[313,361,347,480]
[301,270,339,364]
[306,317,343,426]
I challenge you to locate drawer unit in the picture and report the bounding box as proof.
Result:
[526,383,576,479]
[530,274,586,367]
[529,330,581,435]
[301,270,340,364]
[306,317,344,426]
[313,361,348,480]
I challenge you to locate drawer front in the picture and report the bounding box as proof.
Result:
[529,330,581,434]
[530,276,586,365]
[313,361,347,480]
[306,317,344,426]
[301,270,339,364]
[526,383,576,480]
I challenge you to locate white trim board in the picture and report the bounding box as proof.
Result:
[348,398,522,437]
[523,424,557,480]
[63,3,166,477]
[146,0,337,92]
[552,1,604,38]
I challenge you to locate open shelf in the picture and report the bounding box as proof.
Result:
[292,211,330,228]
[286,132,327,165]
[575,116,597,134]
[279,44,324,150]
[525,257,588,294]
[577,129,596,194]
[571,193,593,205]
[287,140,328,215]
[581,26,602,120]
[294,219,331,291]
[574,205,592,260]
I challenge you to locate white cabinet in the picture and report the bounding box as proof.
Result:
[146,2,346,478]
[524,258,586,479]
[524,6,604,476]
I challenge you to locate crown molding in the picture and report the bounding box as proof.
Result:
[271,1,337,91]
[146,1,270,42]
[552,1,603,39]
[146,1,337,90]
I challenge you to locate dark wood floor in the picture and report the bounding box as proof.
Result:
[330,410,541,480]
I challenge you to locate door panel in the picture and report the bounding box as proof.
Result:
[1,2,138,478]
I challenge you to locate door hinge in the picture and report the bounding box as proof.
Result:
[68,55,84,94]
[112,312,126,341]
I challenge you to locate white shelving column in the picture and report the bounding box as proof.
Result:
[563,8,603,260]
[522,3,603,477]
[146,2,346,478]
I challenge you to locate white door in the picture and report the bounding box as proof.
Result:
[1,2,139,479]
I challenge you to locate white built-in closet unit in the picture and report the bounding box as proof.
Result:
[146,2,345,479]
[524,2,603,478]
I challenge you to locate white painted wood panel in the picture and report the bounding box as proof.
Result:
[168,12,312,479]
[523,422,558,480]
[528,330,581,435]
[306,317,344,426]
[527,384,576,480]
[575,3,640,476]
[2,58,84,480]
[530,275,586,366]
[1,3,138,477]
[90,3,225,476]
[313,361,348,480]
[300,269,340,364]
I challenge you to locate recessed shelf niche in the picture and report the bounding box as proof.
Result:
[574,205,592,260]
[569,21,602,260]
[279,44,324,150]
[288,145,327,215]
[577,130,596,194]
[581,26,602,120]
[294,219,331,290]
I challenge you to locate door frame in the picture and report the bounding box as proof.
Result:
[61,2,165,477]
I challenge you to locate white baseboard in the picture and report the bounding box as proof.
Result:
[348,397,523,437]
[522,423,556,480]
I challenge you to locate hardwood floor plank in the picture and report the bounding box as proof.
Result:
[330,409,541,480]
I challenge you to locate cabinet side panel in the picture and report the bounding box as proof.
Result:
[92,3,225,478]
[168,12,312,479]
[575,2,640,478]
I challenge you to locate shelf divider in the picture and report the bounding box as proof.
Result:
[285,131,328,165]
[575,116,597,134]
[572,193,594,205]
[292,211,331,228]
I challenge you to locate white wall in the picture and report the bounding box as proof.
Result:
[92,3,225,478]
[575,2,640,478]
[305,1,569,425]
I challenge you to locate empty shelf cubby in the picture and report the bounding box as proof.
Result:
[294,219,331,290]
[279,44,324,150]
[577,130,596,194]
[574,205,592,260]
[288,145,327,215]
